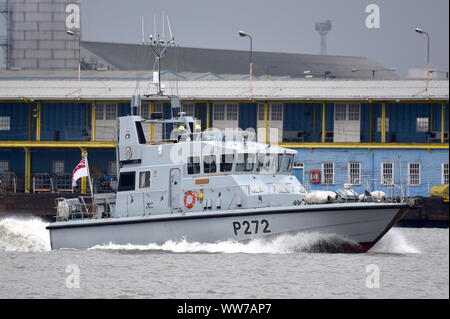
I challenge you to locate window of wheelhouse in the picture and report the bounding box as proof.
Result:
[257,153,276,173]
[220,154,234,172]
[236,153,255,172]
[187,156,200,175]
[139,171,151,188]
[118,171,136,192]
[203,155,217,174]
[277,154,294,173]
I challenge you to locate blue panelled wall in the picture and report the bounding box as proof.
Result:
[292,148,449,197]
[41,103,89,141]
[0,100,448,195]
[0,103,30,141]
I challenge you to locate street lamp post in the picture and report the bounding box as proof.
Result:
[415,27,432,91]
[239,30,253,97]
[415,28,430,65]
[66,30,81,98]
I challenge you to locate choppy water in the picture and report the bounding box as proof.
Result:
[0,216,448,299]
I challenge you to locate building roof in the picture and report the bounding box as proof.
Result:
[80,41,400,80]
[0,72,447,101]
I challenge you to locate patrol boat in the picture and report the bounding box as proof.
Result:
[46,96,408,251]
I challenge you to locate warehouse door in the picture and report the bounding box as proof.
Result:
[334,103,361,142]
[95,103,118,141]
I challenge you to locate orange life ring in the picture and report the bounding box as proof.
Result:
[184,191,197,209]
[310,169,321,184]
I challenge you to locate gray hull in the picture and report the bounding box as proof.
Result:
[47,202,407,251]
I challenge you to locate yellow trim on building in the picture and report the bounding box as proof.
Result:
[278,142,449,149]
[0,141,116,148]
[92,102,97,141]
[264,103,269,144]
[36,103,41,141]
[381,103,386,143]
[206,102,211,129]
[321,103,326,143]
[442,103,446,143]
[0,140,447,150]
[24,147,31,194]
[150,102,155,141]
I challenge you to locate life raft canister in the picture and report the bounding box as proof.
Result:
[184,191,197,209]
[309,169,321,184]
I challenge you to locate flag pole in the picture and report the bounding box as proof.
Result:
[83,150,94,199]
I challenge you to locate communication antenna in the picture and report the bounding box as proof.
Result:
[162,10,165,38]
[144,13,177,97]
[167,15,174,42]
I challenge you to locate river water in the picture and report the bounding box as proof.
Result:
[0,217,448,299]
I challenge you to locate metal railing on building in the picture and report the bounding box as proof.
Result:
[0,172,17,193]
[64,126,91,141]
[95,125,117,141]
[32,173,54,193]
[52,173,74,193]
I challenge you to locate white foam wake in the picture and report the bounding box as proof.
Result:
[369,228,421,254]
[90,232,359,254]
[0,217,51,252]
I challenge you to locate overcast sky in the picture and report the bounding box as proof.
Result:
[77,0,448,77]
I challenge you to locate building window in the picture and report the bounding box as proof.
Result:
[213,104,225,121]
[322,162,334,185]
[408,163,421,186]
[95,104,104,120]
[153,103,163,113]
[376,117,390,132]
[271,103,283,121]
[335,104,347,121]
[442,163,449,185]
[181,103,195,117]
[105,104,117,120]
[96,103,117,120]
[0,160,9,172]
[0,116,11,131]
[214,103,238,121]
[187,156,200,175]
[108,161,116,176]
[226,104,238,120]
[141,103,150,119]
[139,171,151,189]
[416,117,429,132]
[258,104,265,121]
[381,162,394,185]
[335,103,360,121]
[52,160,64,175]
[348,163,361,185]
[348,104,360,121]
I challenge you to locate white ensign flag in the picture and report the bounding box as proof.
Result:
[72,159,88,187]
